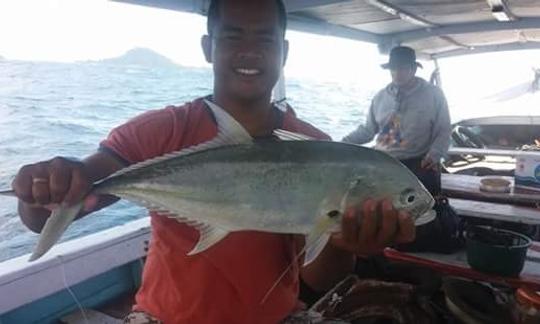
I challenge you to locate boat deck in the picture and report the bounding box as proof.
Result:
[441,173,540,229]
[443,174,539,206]
[60,292,135,324]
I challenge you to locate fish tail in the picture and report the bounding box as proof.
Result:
[29,202,83,261]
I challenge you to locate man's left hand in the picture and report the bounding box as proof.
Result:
[330,199,415,255]
[421,155,439,170]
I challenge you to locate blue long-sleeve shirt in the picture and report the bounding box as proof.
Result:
[343,77,451,162]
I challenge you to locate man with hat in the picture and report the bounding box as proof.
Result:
[343,46,451,196]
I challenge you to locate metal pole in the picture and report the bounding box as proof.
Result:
[430,58,443,88]
[273,69,287,110]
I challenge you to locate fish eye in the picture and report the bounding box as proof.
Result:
[400,189,416,205]
[327,210,340,218]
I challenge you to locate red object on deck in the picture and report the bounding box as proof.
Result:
[384,245,540,291]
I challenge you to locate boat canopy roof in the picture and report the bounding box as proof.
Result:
[113,0,540,59]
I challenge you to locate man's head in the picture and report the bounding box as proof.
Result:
[202,0,289,103]
[381,46,421,87]
[206,0,287,38]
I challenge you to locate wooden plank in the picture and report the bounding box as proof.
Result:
[442,173,540,205]
[449,198,540,225]
[447,147,540,157]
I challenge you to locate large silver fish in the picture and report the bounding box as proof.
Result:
[0,101,435,263]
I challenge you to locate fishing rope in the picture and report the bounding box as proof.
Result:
[58,254,90,324]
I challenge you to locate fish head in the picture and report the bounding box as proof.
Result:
[391,182,435,224]
[342,157,435,226]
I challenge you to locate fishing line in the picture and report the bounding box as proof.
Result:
[58,254,90,324]
[260,238,309,305]
[260,261,294,305]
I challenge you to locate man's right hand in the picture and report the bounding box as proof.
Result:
[10,152,124,233]
[11,157,94,211]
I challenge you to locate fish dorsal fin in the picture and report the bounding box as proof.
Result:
[273,129,314,141]
[104,100,252,179]
[187,223,231,255]
[204,99,252,144]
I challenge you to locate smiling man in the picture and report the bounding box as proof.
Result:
[11,1,415,323]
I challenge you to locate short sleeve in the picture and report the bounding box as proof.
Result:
[99,106,180,164]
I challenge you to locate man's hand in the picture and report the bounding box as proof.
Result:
[10,156,113,233]
[301,199,415,292]
[11,153,124,233]
[421,155,439,170]
[12,157,96,210]
[330,199,415,255]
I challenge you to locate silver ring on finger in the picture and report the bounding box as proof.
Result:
[32,177,49,184]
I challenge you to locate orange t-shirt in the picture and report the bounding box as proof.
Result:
[100,97,330,323]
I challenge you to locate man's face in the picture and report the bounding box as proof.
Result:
[390,65,416,87]
[203,0,288,102]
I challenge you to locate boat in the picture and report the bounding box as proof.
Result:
[0,218,149,323]
[1,0,540,323]
[444,69,540,176]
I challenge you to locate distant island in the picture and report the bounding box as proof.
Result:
[98,48,180,69]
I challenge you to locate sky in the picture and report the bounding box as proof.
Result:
[0,0,387,83]
[0,0,539,104]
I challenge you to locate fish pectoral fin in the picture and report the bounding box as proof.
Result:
[273,129,315,141]
[301,206,342,266]
[187,224,231,255]
[303,232,331,266]
[29,202,83,262]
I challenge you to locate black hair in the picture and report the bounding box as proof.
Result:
[206,0,287,36]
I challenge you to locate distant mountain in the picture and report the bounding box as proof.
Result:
[99,48,179,69]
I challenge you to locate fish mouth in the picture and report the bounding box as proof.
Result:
[415,209,436,226]
[412,197,436,226]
